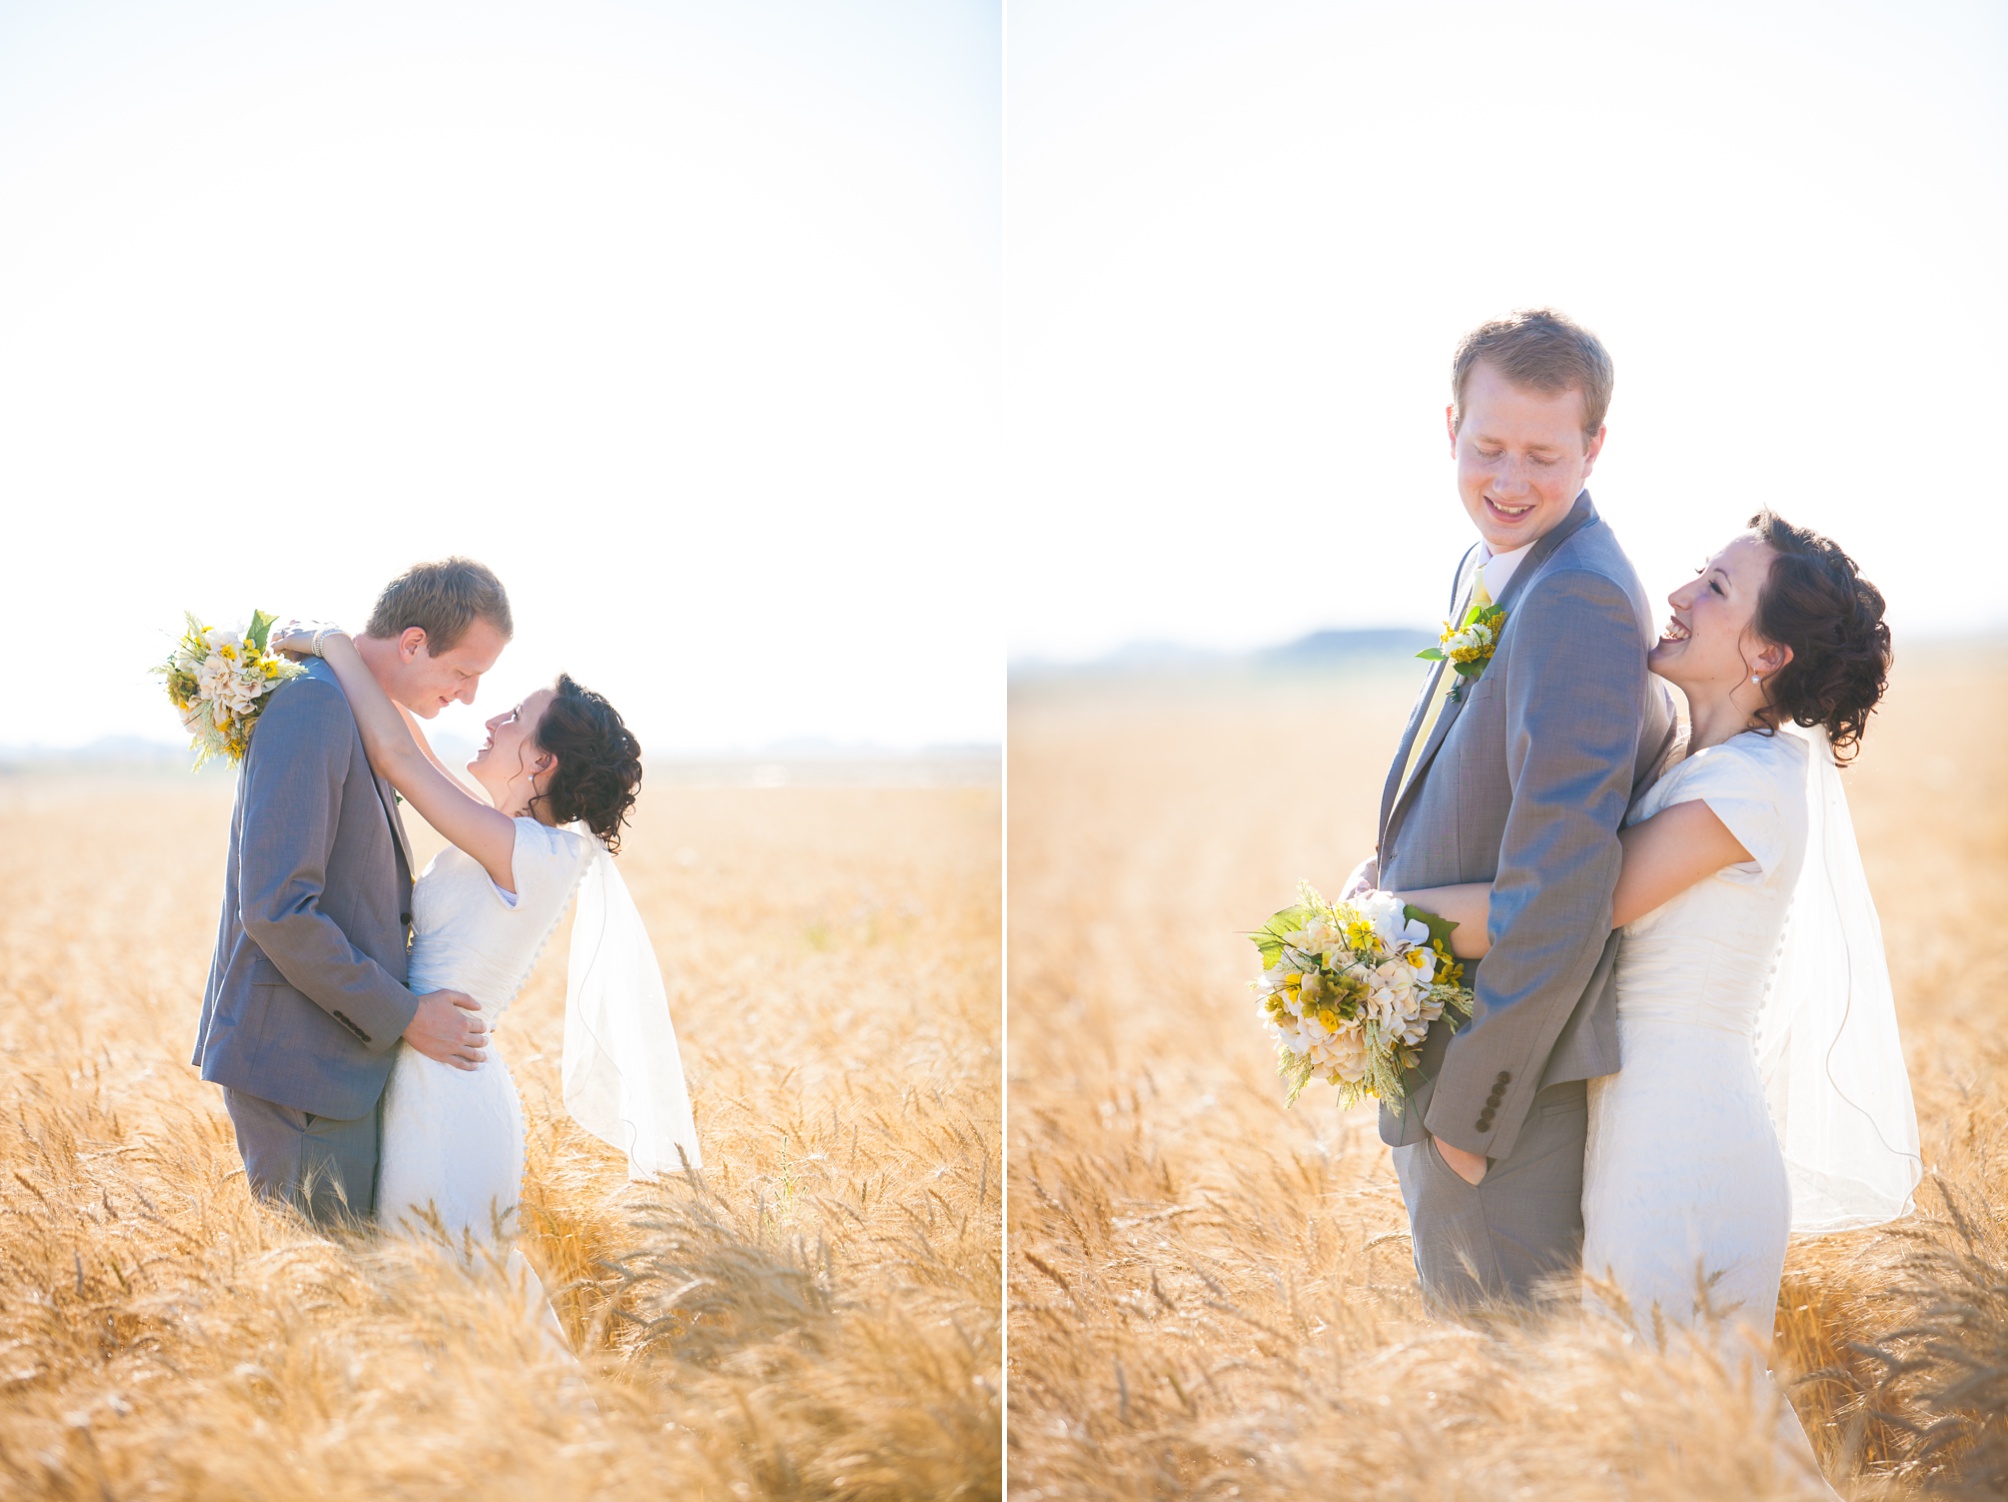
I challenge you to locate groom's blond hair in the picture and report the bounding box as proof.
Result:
[365,557,513,652]
[1451,308,1614,443]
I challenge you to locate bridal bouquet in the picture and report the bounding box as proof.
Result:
[1252,885,1471,1108]
[155,610,303,767]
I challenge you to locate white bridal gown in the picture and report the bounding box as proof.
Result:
[1583,728,1809,1336]
[378,817,600,1243]
[375,815,702,1363]
[1581,728,1840,1488]
[1568,716,1922,1494]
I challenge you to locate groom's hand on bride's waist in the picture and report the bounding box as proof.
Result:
[402,990,488,1070]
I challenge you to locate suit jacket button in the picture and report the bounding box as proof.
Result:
[401,912,412,926]
[1496,1071,1511,1084]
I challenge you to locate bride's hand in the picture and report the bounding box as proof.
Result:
[1340,854,1379,899]
[268,619,345,662]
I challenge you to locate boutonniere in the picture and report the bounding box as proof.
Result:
[1418,602,1506,702]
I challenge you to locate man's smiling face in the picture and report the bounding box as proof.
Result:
[392,617,509,718]
[1449,358,1605,553]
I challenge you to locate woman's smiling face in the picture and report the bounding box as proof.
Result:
[467,685,557,806]
[1650,534,1779,696]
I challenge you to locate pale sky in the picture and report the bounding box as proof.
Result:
[2,0,1000,753]
[1006,0,2008,661]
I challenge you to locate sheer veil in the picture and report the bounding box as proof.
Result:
[1754,723,1921,1234]
[561,835,702,1179]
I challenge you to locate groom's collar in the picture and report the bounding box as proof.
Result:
[1478,539,1536,599]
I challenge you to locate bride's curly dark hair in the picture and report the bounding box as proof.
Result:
[1748,510,1892,763]
[531,674,643,853]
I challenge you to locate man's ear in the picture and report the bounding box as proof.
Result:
[1445,403,1458,456]
[1580,423,1608,479]
[398,626,429,662]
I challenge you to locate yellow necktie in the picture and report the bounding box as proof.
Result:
[1400,565,1492,795]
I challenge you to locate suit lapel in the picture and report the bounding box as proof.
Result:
[309,658,416,883]
[373,770,415,880]
[1380,491,1602,850]
[1378,545,1480,841]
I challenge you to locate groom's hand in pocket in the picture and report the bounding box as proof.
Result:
[403,989,488,1070]
[1433,1134,1489,1186]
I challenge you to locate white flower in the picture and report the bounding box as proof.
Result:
[1284,916,1346,967]
[196,656,262,717]
[1357,890,1427,951]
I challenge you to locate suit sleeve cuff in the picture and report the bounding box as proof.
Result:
[331,978,420,1054]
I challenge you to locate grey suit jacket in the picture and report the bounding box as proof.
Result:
[191,658,420,1120]
[1376,492,1677,1159]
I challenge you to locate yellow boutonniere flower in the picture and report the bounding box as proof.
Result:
[1417,602,1506,700]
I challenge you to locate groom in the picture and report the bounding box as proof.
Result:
[1355,310,1677,1311]
[192,557,514,1226]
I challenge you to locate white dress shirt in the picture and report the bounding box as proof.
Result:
[1478,540,1535,600]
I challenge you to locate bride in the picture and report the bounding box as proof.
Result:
[270,622,701,1254]
[1399,511,1921,1461]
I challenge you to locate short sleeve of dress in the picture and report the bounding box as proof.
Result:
[1663,735,1802,886]
[509,818,598,918]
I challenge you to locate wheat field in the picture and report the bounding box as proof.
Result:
[0,772,1001,1499]
[1008,651,2008,1501]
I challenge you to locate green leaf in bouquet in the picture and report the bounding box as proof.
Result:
[1402,902,1460,954]
[1416,646,1446,662]
[247,609,277,653]
[1251,903,1319,967]
[1454,660,1485,678]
